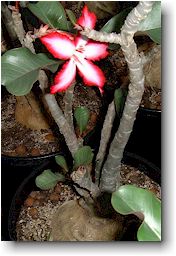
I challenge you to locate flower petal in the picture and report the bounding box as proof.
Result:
[75,56,105,93]
[76,5,96,29]
[50,59,76,94]
[84,41,109,61]
[40,31,75,60]
[75,35,88,50]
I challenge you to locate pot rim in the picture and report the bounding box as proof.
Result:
[1,151,62,161]
[139,106,161,114]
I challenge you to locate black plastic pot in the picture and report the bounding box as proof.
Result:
[5,151,161,241]
[1,151,69,241]
[126,107,161,168]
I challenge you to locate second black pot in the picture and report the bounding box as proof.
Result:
[1,151,68,241]
[126,107,161,168]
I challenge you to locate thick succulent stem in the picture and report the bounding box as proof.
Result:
[44,94,79,157]
[81,29,121,44]
[95,100,116,184]
[9,6,79,158]
[11,8,26,47]
[71,165,100,200]
[81,1,154,193]
[1,3,18,43]
[100,2,154,193]
[63,82,76,131]
[10,6,35,53]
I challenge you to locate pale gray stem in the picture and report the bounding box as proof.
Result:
[23,33,35,53]
[81,28,121,45]
[71,165,100,199]
[63,82,75,131]
[95,100,116,185]
[11,9,35,53]
[11,9,26,46]
[38,70,49,92]
[44,94,79,157]
[9,7,79,158]
[99,1,154,193]
[1,3,18,42]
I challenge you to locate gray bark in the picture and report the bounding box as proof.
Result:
[10,7,35,53]
[63,82,75,131]
[95,101,116,184]
[44,94,79,157]
[80,1,154,193]
[11,9,26,47]
[9,7,79,157]
[71,165,100,200]
[100,1,154,193]
[1,3,18,42]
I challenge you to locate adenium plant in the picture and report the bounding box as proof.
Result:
[1,1,161,241]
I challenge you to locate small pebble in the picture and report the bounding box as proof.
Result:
[30,191,38,199]
[44,133,56,142]
[49,193,60,202]
[33,199,41,207]
[28,207,39,219]
[24,197,34,207]
[54,184,62,194]
[15,144,27,156]
[31,148,40,156]
[90,113,97,123]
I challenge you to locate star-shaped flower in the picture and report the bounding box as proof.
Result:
[40,5,108,94]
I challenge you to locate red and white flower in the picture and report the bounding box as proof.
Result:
[40,5,108,94]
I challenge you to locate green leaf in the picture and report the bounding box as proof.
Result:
[66,9,77,26]
[28,1,69,31]
[35,169,65,190]
[114,88,127,116]
[1,48,61,96]
[146,28,161,44]
[35,53,63,73]
[74,106,90,134]
[55,172,66,181]
[74,146,94,168]
[55,155,69,173]
[101,8,131,33]
[111,185,161,241]
[138,2,161,31]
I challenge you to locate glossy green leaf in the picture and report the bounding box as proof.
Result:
[28,1,69,31]
[1,48,61,96]
[138,2,161,32]
[111,185,161,241]
[74,106,90,134]
[66,9,77,26]
[114,88,127,116]
[146,28,161,44]
[35,169,65,190]
[101,8,131,33]
[74,146,94,168]
[55,155,69,173]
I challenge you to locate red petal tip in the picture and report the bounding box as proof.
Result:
[76,5,97,29]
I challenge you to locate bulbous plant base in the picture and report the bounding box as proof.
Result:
[50,199,123,241]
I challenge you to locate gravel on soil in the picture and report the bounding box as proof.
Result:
[16,164,161,241]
